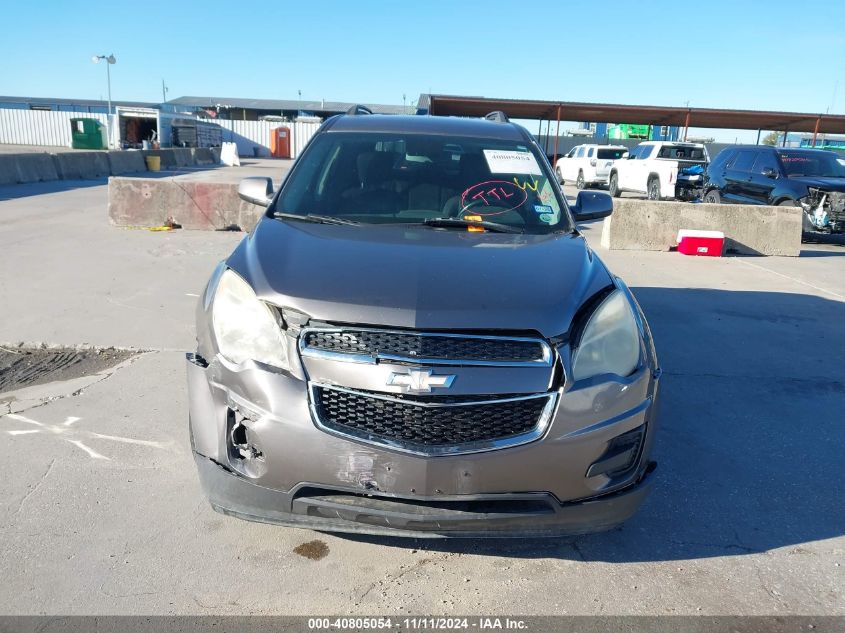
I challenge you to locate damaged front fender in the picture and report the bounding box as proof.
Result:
[801,188,845,233]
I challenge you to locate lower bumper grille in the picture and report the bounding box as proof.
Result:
[310,384,555,455]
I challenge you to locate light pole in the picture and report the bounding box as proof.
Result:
[92,54,116,147]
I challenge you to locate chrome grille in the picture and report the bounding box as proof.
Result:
[300,327,552,366]
[310,384,556,455]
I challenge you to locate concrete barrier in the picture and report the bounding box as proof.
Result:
[9,153,59,183]
[107,150,147,175]
[600,198,802,256]
[108,177,265,231]
[192,148,216,165]
[0,147,223,188]
[141,149,177,170]
[54,151,111,180]
[172,148,193,167]
[0,155,18,185]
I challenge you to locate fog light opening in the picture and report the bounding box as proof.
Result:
[586,425,645,479]
[226,408,267,478]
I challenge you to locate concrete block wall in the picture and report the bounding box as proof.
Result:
[0,153,59,184]
[599,198,803,256]
[108,177,265,231]
[0,148,224,186]
[54,151,111,180]
[107,151,147,176]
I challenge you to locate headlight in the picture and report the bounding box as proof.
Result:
[571,290,641,381]
[211,269,288,369]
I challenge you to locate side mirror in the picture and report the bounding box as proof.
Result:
[762,167,778,179]
[572,191,613,221]
[238,177,274,206]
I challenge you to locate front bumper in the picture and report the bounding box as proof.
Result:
[195,451,656,538]
[187,349,661,537]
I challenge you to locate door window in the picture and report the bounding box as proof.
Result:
[575,147,586,158]
[730,150,756,172]
[752,151,780,175]
[587,148,595,157]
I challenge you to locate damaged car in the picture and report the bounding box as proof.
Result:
[702,145,845,235]
[186,109,661,537]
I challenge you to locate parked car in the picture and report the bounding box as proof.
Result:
[702,145,845,235]
[608,141,709,201]
[554,144,628,189]
[186,109,661,538]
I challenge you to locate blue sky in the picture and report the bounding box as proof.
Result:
[2,0,843,141]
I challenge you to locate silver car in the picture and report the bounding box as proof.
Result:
[187,110,661,537]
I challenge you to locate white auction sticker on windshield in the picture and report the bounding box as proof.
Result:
[483,150,542,175]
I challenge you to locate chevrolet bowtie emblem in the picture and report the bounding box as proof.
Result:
[387,369,455,393]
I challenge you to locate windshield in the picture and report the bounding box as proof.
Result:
[778,151,845,178]
[274,131,573,233]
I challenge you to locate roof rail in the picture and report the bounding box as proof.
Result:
[346,104,373,115]
[484,111,510,123]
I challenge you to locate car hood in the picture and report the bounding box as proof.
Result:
[788,176,845,191]
[225,218,613,338]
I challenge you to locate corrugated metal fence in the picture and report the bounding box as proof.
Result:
[214,119,321,158]
[0,108,320,157]
[0,109,107,147]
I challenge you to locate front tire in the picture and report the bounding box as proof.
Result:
[703,189,721,204]
[576,170,586,190]
[609,172,621,198]
[555,167,563,184]
[647,177,661,201]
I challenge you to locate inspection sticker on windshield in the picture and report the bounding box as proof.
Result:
[483,150,542,175]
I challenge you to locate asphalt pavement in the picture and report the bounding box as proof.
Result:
[0,173,843,615]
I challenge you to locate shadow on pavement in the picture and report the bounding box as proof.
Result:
[0,178,107,201]
[800,232,845,254]
[337,288,845,562]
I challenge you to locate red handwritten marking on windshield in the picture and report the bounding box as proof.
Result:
[460,180,528,216]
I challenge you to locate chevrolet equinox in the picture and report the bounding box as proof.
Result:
[186,109,661,537]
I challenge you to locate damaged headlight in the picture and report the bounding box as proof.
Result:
[211,269,288,369]
[572,290,641,381]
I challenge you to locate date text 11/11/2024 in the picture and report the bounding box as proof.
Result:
[307,617,528,630]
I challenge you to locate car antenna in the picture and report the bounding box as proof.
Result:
[346,105,373,115]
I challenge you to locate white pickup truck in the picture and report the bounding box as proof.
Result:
[607,141,710,201]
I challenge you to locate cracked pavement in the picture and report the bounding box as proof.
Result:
[0,177,843,615]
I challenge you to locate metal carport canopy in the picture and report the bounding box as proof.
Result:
[426,95,845,134]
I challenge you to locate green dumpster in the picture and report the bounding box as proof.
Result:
[70,118,108,150]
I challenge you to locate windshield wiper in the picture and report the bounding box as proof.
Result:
[421,217,523,234]
[273,212,359,226]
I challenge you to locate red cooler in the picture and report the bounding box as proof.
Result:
[676,229,725,257]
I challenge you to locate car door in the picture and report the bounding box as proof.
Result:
[554,147,572,181]
[617,145,639,190]
[584,147,596,180]
[628,145,651,192]
[722,150,756,203]
[747,150,780,204]
[566,146,585,182]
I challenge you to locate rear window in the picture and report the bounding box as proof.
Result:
[597,148,626,160]
[658,145,705,160]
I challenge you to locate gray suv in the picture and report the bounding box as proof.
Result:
[186,110,661,537]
